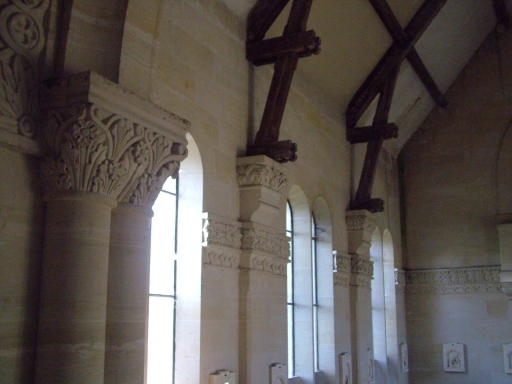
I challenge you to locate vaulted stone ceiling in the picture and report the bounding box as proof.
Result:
[220,0,511,155]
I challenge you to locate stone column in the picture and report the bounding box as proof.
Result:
[346,210,376,384]
[35,71,189,383]
[236,155,289,384]
[498,223,512,300]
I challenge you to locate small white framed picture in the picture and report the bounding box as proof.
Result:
[443,343,465,372]
[339,353,352,384]
[504,343,512,374]
[400,343,409,372]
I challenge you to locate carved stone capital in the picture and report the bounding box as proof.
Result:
[345,210,376,257]
[334,272,351,287]
[39,72,189,207]
[236,155,287,192]
[0,0,51,154]
[209,370,236,384]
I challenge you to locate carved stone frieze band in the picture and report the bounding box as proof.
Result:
[203,213,242,249]
[334,251,351,286]
[202,248,240,269]
[241,222,289,259]
[395,269,406,294]
[236,162,287,191]
[39,72,189,207]
[243,253,287,276]
[0,0,50,154]
[405,266,503,294]
[351,255,374,276]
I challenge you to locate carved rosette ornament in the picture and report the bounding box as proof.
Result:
[40,102,187,206]
[0,0,50,147]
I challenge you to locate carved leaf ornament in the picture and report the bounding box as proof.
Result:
[40,103,187,206]
[0,0,49,138]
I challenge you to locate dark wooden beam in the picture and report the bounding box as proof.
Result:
[369,0,447,107]
[247,0,291,43]
[346,0,447,129]
[346,123,398,144]
[254,53,299,145]
[493,0,510,27]
[247,140,297,162]
[252,45,320,66]
[248,0,319,162]
[246,30,319,63]
[352,64,400,211]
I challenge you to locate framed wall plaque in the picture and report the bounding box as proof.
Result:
[443,343,465,372]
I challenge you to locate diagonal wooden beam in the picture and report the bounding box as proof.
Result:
[346,0,447,129]
[493,0,510,27]
[246,30,320,63]
[248,0,318,162]
[351,64,400,212]
[247,0,291,43]
[369,0,447,107]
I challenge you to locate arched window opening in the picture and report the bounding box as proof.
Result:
[370,227,387,383]
[287,201,295,378]
[312,213,319,372]
[147,177,178,384]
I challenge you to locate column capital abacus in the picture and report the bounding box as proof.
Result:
[39,72,189,207]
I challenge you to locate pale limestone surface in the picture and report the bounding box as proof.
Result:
[402,27,512,383]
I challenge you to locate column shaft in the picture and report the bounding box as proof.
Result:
[105,203,153,383]
[35,194,115,383]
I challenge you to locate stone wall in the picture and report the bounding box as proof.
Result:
[401,27,512,383]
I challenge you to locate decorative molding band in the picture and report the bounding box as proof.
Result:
[240,253,288,276]
[202,248,240,269]
[202,213,242,250]
[0,0,51,154]
[40,102,187,206]
[345,210,376,233]
[351,255,374,276]
[502,283,512,300]
[236,157,287,192]
[351,274,372,289]
[333,251,351,273]
[334,272,351,287]
[395,269,406,294]
[405,266,503,295]
[241,222,289,259]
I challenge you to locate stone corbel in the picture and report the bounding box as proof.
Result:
[345,210,376,257]
[0,0,51,155]
[236,155,287,228]
[498,223,512,300]
[210,370,236,384]
[39,71,189,206]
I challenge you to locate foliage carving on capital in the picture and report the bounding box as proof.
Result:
[345,211,377,232]
[334,252,352,273]
[241,224,289,259]
[236,163,287,191]
[40,103,187,206]
[0,0,50,140]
